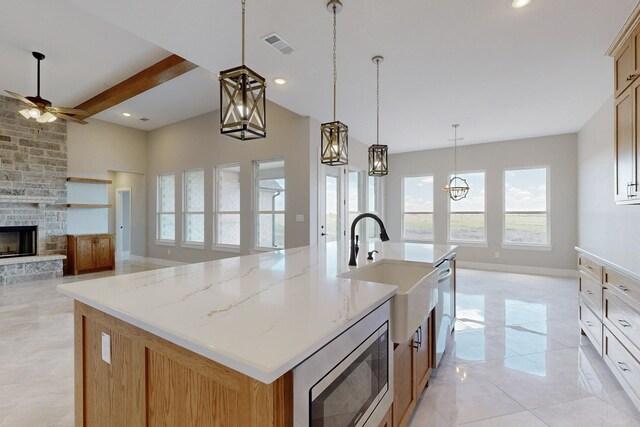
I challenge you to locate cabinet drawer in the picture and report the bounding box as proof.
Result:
[604,327,640,401]
[580,301,602,354]
[606,269,640,306]
[578,255,603,283]
[604,289,640,349]
[579,272,603,319]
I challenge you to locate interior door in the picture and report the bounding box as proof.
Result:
[319,163,346,242]
[116,188,132,259]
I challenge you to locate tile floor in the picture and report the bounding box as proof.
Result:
[409,269,640,427]
[1,267,639,426]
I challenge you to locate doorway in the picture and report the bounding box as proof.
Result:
[318,163,347,243]
[116,188,131,260]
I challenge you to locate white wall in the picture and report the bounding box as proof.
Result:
[386,134,578,271]
[109,171,146,257]
[146,101,312,263]
[66,119,147,252]
[577,97,640,273]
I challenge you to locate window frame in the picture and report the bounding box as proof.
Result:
[502,166,551,250]
[156,172,176,245]
[254,158,286,251]
[212,164,241,253]
[401,174,435,243]
[447,170,488,246]
[348,169,365,239]
[182,168,205,248]
[366,175,384,241]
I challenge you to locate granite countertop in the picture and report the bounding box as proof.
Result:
[57,241,456,383]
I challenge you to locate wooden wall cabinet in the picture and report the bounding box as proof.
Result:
[67,234,115,275]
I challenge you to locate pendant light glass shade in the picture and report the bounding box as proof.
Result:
[443,124,470,201]
[320,0,348,165]
[368,55,388,176]
[219,0,267,140]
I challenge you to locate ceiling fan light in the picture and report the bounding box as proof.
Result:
[28,107,41,118]
[37,112,57,123]
[19,109,31,119]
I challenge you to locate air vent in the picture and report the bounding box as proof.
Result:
[140,118,150,122]
[262,33,294,55]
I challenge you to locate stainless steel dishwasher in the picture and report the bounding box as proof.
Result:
[434,259,454,367]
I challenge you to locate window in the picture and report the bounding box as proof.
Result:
[256,159,285,249]
[366,175,382,239]
[449,172,486,242]
[215,164,241,247]
[402,175,434,241]
[157,173,175,241]
[183,169,205,245]
[348,170,363,237]
[504,167,549,246]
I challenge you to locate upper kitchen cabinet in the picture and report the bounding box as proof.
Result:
[609,5,640,204]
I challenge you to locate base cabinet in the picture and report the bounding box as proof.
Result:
[67,234,115,275]
[392,312,434,427]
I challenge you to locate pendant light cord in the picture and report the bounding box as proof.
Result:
[333,4,337,122]
[376,59,380,146]
[242,0,246,65]
[453,124,458,175]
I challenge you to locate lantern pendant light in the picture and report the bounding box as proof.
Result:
[320,0,349,166]
[443,124,470,201]
[368,55,388,176]
[219,0,267,140]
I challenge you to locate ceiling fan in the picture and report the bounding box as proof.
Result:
[5,52,88,125]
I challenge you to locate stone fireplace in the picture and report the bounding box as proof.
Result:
[0,225,37,258]
[0,95,67,284]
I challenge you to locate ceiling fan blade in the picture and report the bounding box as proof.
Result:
[47,106,87,115]
[54,112,88,125]
[5,90,37,107]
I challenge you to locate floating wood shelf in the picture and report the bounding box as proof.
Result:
[66,204,112,209]
[66,177,113,184]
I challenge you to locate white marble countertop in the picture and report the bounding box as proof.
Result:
[575,246,640,282]
[57,241,456,384]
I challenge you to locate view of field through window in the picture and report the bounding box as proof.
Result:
[449,172,486,242]
[504,167,548,245]
[403,175,434,240]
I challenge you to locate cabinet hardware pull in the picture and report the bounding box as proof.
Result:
[619,319,632,328]
[585,265,592,270]
[618,361,631,372]
[586,290,593,295]
[628,74,637,81]
[585,320,594,327]
[618,285,630,292]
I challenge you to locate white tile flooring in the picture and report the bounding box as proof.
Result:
[1,266,639,426]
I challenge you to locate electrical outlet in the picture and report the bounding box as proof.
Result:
[101,332,111,364]
[495,251,500,258]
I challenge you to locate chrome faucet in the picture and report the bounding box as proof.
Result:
[349,213,390,266]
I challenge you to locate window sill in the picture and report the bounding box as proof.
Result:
[250,247,284,254]
[211,245,241,254]
[181,242,205,250]
[155,240,176,247]
[448,240,488,248]
[401,238,435,244]
[502,243,552,251]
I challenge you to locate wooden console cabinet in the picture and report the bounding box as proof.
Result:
[67,234,115,275]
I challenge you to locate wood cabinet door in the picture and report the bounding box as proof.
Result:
[616,39,636,98]
[94,236,114,269]
[393,341,416,427]
[76,236,95,272]
[414,316,432,396]
[616,88,635,202]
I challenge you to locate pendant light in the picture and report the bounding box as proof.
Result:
[368,56,388,176]
[320,0,348,165]
[443,124,470,201]
[219,0,267,140]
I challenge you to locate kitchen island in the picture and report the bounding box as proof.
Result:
[58,241,456,426]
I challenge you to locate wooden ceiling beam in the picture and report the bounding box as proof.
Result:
[72,54,198,119]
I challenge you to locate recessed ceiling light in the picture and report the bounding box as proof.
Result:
[273,78,287,85]
[512,0,532,8]
[122,112,132,117]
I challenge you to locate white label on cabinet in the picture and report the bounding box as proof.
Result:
[101,332,111,364]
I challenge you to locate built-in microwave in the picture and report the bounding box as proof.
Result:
[294,301,393,427]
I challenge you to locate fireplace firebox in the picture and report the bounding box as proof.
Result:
[0,226,37,258]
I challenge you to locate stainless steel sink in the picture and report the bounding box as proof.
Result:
[339,260,438,343]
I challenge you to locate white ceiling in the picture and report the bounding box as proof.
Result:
[3,0,637,153]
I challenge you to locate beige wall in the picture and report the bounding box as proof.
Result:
[577,97,640,272]
[386,134,578,271]
[146,101,311,263]
[108,171,146,257]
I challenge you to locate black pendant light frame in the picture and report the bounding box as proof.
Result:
[368,55,388,176]
[219,0,267,140]
[320,0,349,166]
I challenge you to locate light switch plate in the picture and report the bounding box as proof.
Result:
[101,332,111,364]
[296,214,304,223]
